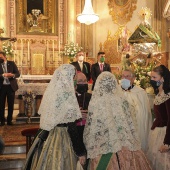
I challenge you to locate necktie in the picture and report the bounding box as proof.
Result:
[2,63,10,84]
[2,63,7,73]
[100,64,103,72]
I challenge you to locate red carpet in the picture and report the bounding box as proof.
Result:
[1,123,39,143]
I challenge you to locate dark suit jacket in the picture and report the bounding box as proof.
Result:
[0,60,20,91]
[91,62,111,90]
[71,61,91,81]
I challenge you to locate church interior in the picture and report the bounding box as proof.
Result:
[0,0,170,169]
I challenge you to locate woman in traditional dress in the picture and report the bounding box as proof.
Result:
[147,65,170,170]
[84,71,151,170]
[23,64,86,170]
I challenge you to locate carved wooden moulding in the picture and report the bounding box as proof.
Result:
[108,0,137,26]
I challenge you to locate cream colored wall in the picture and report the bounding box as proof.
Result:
[93,0,155,59]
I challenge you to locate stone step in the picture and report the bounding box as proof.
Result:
[0,141,26,169]
[0,153,26,169]
[3,141,26,155]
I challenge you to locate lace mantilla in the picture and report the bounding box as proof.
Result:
[154,91,170,105]
[39,64,82,131]
[84,72,140,159]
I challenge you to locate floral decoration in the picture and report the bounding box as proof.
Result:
[121,53,157,92]
[22,90,36,106]
[133,62,156,89]
[63,42,83,62]
[2,41,14,57]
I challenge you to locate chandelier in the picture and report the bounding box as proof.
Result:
[77,0,99,25]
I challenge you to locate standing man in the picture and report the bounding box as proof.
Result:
[0,51,20,126]
[71,51,91,82]
[91,52,111,90]
[120,69,152,152]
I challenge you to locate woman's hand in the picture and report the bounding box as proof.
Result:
[79,155,86,165]
[159,145,170,153]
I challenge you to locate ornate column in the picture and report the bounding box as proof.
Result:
[154,0,167,52]
[67,0,76,43]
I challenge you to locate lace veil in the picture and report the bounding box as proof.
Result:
[84,72,140,158]
[39,64,82,131]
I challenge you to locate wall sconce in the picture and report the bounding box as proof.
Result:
[77,0,99,25]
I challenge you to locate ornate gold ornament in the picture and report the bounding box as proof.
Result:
[102,27,128,64]
[108,0,137,26]
[16,0,57,35]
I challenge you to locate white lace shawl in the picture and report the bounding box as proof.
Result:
[154,91,170,105]
[39,64,82,131]
[83,72,141,159]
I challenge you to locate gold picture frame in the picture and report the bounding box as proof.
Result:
[108,0,137,26]
[16,0,58,35]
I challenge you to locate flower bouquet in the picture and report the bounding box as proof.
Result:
[2,41,14,57]
[63,42,83,63]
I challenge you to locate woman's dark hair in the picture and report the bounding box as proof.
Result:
[152,65,170,94]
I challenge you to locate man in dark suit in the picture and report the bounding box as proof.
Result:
[71,51,91,82]
[91,52,111,90]
[0,51,20,125]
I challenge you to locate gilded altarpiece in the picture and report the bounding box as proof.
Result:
[7,0,67,75]
[99,0,137,73]
[16,0,57,34]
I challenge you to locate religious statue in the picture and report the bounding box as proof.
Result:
[26,9,49,32]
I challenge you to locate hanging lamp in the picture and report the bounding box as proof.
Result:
[77,0,99,25]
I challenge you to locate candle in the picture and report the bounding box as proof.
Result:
[59,40,60,54]
[47,40,49,60]
[28,40,30,61]
[21,39,23,75]
[53,40,54,61]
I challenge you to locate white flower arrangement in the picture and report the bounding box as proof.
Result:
[2,41,14,57]
[63,42,83,62]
